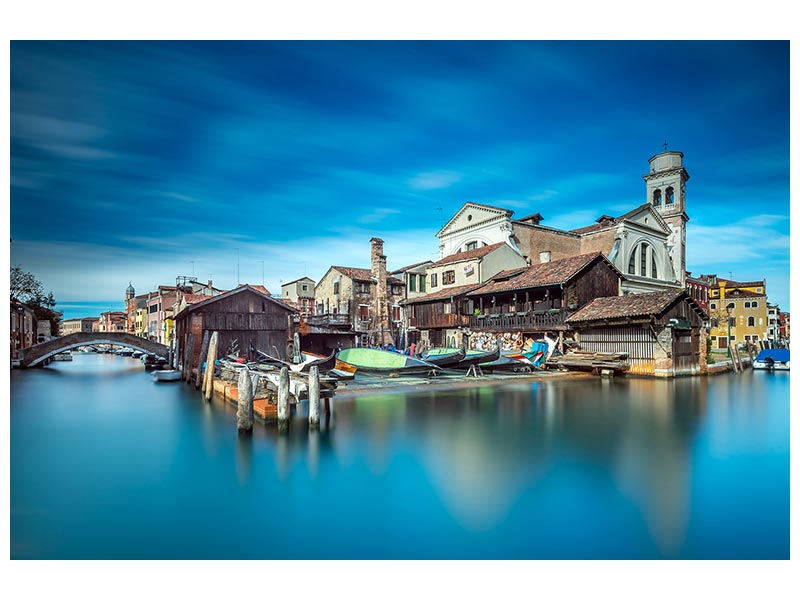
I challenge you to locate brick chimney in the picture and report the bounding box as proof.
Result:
[370,237,392,346]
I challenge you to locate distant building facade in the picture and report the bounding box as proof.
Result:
[281,277,316,318]
[60,317,100,336]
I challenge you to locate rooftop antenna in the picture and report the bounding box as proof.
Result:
[663,140,669,151]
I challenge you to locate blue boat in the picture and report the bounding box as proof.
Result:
[753,349,790,371]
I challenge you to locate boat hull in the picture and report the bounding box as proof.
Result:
[337,348,440,375]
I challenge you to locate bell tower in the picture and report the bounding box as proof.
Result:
[643,148,690,285]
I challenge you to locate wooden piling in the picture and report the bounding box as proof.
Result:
[182,333,196,382]
[278,366,290,430]
[308,366,320,429]
[237,368,254,432]
[195,331,210,389]
[203,331,219,401]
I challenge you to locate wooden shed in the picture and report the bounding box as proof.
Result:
[565,289,708,377]
[174,284,297,374]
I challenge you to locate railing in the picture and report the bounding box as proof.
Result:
[408,314,471,329]
[469,309,567,330]
[305,313,351,327]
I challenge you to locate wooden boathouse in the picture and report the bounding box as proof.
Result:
[565,289,708,377]
[174,284,297,378]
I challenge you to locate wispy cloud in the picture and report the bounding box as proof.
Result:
[408,170,463,191]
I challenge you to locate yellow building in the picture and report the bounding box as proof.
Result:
[706,276,768,349]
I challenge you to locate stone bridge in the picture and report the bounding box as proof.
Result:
[20,332,170,368]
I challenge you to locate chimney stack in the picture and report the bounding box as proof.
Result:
[370,238,392,346]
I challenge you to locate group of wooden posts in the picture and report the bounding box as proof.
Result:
[728,343,751,374]
[179,329,324,433]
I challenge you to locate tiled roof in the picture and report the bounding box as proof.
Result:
[402,283,484,304]
[332,266,404,285]
[566,290,686,323]
[715,278,765,288]
[467,252,609,296]
[390,260,433,274]
[181,293,211,306]
[245,284,271,296]
[720,289,766,299]
[431,242,509,267]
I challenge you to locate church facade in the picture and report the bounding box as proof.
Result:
[434,150,690,296]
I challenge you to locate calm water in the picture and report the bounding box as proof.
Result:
[10,353,789,559]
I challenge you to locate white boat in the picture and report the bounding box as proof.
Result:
[117,348,135,357]
[53,351,73,361]
[152,369,181,382]
[753,349,790,371]
[131,350,144,359]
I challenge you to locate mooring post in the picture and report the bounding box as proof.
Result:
[182,333,196,382]
[195,331,210,389]
[278,366,290,430]
[203,331,219,401]
[237,368,254,433]
[308,366,320,429]
[293,332,302,364]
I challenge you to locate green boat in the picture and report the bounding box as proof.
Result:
[337,347,441,375]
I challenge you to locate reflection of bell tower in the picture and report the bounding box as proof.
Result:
[643,149,689,285]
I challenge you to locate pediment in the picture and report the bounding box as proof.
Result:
[437,202,513,238]
[618,204,671,235]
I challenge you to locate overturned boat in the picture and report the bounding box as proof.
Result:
[337,347,441,375]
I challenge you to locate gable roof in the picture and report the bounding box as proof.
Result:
[714,278,765,288]
[569,203,670,236]
[565,289,696,323]
[466,252,618,296]
[175,284,295,319]
[436,202,514,238]
[721,289,766,299]
[401,283,485,305]
[389,260,434,274]
[431,241,510,267]
[330,266,403,286]
[281,276,315,287]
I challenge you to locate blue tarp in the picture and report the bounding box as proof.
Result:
[755,349,790,362]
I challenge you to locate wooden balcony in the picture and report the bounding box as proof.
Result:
[408,314,471,329]
[469,309,568,331]
[305,313,351,328]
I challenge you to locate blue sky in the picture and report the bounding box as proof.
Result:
[9,41,790,320]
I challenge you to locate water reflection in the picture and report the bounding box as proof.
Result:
[329,376,709,553]
[11,353,788,558]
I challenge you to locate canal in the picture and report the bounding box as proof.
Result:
[10,352,789,559]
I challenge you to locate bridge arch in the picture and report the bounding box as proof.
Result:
[21,332,170,368]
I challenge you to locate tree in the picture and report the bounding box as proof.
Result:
[10,266,61,338]
[10,265,45,304]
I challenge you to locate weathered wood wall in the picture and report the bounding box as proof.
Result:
[578,324,657,375]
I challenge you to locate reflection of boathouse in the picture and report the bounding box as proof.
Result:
[566,289,707,376]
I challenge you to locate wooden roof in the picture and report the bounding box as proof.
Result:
[466,252,617,296]
[566,289,702,323]
[174,284,295,319]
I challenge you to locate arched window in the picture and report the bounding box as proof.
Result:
[748,316,755,327]
[652,189,662,206]
[665,186,675,204]
[640,242,648,275]
[628,242,658,278]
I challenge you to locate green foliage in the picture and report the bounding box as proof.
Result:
[10,266,61,336]
[706,335,715,364]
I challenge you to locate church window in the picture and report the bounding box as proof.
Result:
[628,248,636,274]
[748,317,755,327]
[652,189,662,206]
[651,251,657,279]
[465,241,478,251]
[640,242,648,275]
[666,186,675,204]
